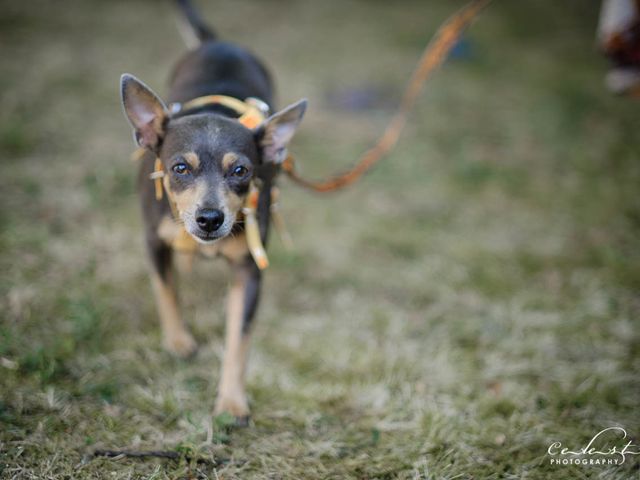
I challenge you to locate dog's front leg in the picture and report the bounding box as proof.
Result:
[148,241,197,358]
[215,257,260,422]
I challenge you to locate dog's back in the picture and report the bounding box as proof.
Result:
[169,0,273,106]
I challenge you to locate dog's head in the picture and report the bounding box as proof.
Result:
[120,74,306,243]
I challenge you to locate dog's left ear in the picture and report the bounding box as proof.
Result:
[120,73,169,150]
[255,99,307,164]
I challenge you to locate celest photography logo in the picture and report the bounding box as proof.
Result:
[547,427,640,466]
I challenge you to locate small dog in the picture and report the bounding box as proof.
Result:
[119,0,306,422]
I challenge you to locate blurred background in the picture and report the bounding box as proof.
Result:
[1,1,638,478]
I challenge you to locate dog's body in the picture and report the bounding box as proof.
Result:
[120,0,306,421]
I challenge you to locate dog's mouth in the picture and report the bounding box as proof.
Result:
[193,232,221,243]
[184,214,237,244]
[192,231,227,244]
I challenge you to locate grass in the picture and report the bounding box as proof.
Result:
[1,0,639,478]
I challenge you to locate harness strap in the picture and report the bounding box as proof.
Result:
[170,94,269,129]
[242,183,269,270]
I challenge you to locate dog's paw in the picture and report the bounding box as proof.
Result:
[163,331,197,358]
[214,394,250,423]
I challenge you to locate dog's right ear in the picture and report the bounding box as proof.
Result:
[120,74,169,149]
[254,99,307,164]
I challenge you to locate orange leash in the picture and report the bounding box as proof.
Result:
[282,0,491,193]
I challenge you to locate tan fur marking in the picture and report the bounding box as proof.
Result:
[225,190,243,215]
[183,151,200,170]
[150,271,196,357]
[198,231,249,262]
[170,181,207,214]
[222,152,239,171]
[214,272,251,417]
[219,232,249,262]
[217,179,244,218]
[157,215,181,244]
[197,242,221,258]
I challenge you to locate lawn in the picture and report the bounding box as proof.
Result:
[1,0,639,478]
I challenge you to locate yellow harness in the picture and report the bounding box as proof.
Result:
[135,94,280,270]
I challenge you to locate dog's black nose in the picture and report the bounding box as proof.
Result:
[195,208,225,233]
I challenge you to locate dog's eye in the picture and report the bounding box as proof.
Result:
[172,162,190,175]
[232,165,248,177]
